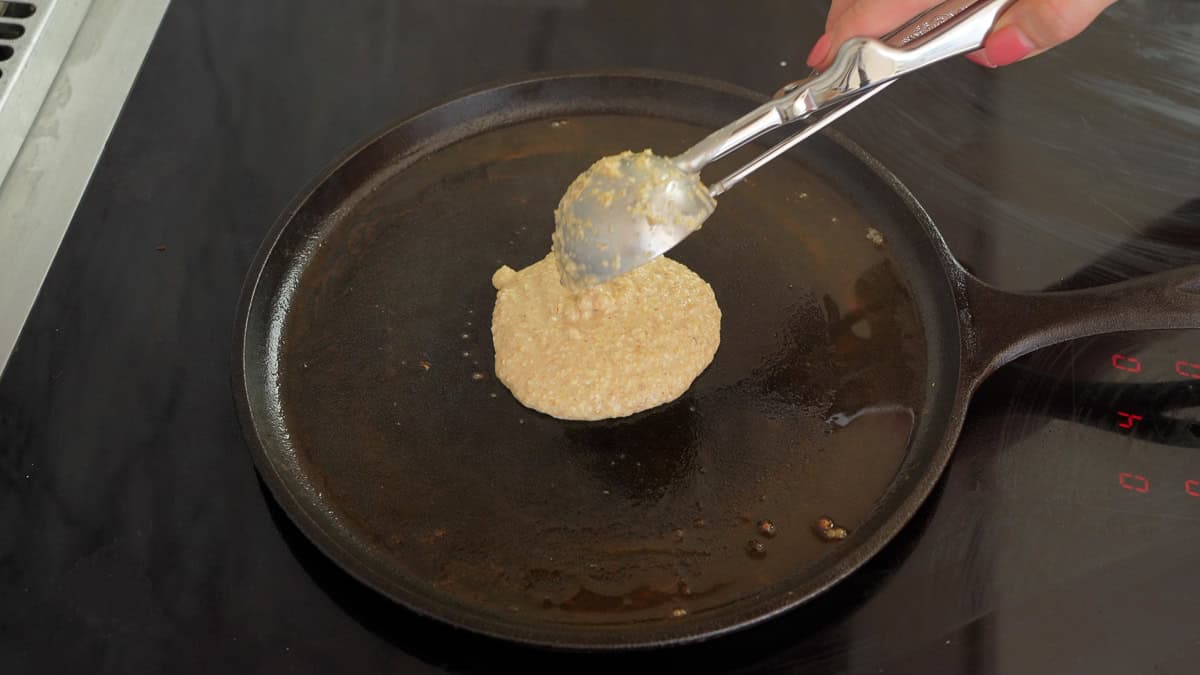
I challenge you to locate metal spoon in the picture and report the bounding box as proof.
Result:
[553,0,1013,288]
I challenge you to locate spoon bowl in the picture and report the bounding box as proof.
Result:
[552,150,715,288]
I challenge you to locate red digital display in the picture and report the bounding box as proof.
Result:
[1105,349,1200,502]
[1119,472,1150,493]
[1108,354,1200,381]
[1175,361,1200,380]
[1117,411,1143,429]
[1111,354,1142,373]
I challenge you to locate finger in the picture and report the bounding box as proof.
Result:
[807,0,858,67]
[808,0,944,69]
[824,0,858,31]
[969,0,1119,67]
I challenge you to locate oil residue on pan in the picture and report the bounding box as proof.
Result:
[272,116,928,629]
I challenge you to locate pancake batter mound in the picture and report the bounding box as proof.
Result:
[491,253,721,421]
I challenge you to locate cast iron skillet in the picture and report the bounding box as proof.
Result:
[233,71,1200,649]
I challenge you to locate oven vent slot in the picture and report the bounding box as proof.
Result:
[0,2,39,82]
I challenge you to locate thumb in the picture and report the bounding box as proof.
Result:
[967,0,1119,68]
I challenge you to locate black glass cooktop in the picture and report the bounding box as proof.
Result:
[2,1,1198,673]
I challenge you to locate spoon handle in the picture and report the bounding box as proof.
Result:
[672,0,1013,176]
[708,81,892,197]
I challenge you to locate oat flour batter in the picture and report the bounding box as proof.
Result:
[491,253,720,421]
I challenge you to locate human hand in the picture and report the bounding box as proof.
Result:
[806,0,1119,70]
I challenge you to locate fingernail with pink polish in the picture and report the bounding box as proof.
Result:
[806,33,832,68]
[984,25,1035,67]
[965,49,995,68]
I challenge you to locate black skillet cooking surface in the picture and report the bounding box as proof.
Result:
[234,72,1200,649]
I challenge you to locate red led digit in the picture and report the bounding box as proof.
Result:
[1176,361,1200,380]
[1119,472,1149,493]
[1187,480,1200,497]
[1117,411,1143,429]
[1111,354,1142,373]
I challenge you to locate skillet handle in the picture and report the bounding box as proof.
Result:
[961,265,1200,386]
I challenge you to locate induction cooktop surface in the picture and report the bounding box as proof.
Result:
[1,2,1198,673]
